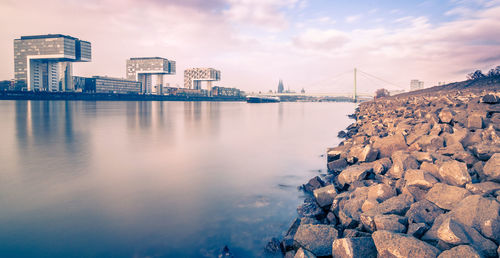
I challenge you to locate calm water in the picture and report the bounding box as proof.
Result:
[0,100,354,257]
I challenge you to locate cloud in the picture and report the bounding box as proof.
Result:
[223,0,298,30]
[293,28,349,51]
[345,14,362,23]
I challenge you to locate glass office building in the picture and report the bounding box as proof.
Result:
[14,34,91,91]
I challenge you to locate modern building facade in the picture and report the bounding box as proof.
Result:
[73,76,141,94]
[126,57,175,95]
[14,34,91,91]
[211,86,242,97]
[410,79,424,91]
[184,68,221,92]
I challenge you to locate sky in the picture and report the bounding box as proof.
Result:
[1,0,500,94]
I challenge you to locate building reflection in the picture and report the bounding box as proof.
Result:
[14,100,89,172]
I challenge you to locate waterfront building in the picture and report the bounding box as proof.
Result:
[278,79,284,93]
[73,76,141,94]
[410,79,424,91]
[210,86,242,97]
[0,80,14,91]
[14,34,91,91]
[126,57,176,95]
[184,68,221,93]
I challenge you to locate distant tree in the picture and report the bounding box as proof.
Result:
[487,65,500,77]
[467,70,486,80]
[375,88,390,99]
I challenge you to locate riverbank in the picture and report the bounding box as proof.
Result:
[0,91,245,102]
[274,77,500,257]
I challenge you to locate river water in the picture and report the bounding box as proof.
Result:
[0,100,354,257]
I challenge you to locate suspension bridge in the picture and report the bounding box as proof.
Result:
[260,68,408,102]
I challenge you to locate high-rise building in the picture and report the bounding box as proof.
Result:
[278,79,284,93]
[410,80,424,91]
[184,68,221,93]
[14,34,91,91]
[126,57,176,95]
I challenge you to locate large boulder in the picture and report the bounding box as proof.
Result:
[374,214,407,233]
[406,200,445,225]
[437,245,481,258]
[483,153,500,182]
[372,230,440,258]
[447,195,500,244]
[467,113,484,129]
[437,218,497,257]
[372,158,392,174]
[328,158,348,173]
[294,224,339,257]
[368,193,415,216]
[465,181,500,195]
[337,164,372,186]
[410,135,444,152]
[372,133,408,158]
[314,185,337,208]
[297,199,324,218]
[331,237,377,258]
[358,145,379,163]
[302,176,326,193]
[438,160,471,187]
[481,94,499,104]
[367,183,397,203]
[387,151,419,179]
[425,183,471,210]
[438,109,454,124]
[404,169,439,189]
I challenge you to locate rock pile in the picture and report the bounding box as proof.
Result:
[279,89,500,257]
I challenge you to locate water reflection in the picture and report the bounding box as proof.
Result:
[0,101,354,258]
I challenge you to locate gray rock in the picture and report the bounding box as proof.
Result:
[328,158,348,173]
[407,223,429,238]
[481,94,499,104]
[439,109,454,124]
[467,113,485,129]
[369,193,415,216]
[327,149,342,162]
[470,143,500,161]
[437,245,481,258]
[372,230,440,258]
[483,153,500,182]
[447,195,500,244]
[314,185,337,207]
[358,145,379,163]
[406,199,445,225]
[438,160,471,187]
[294,247,316,258]
[411,135,445,152]
[374,214,407,233]
[372,133,408,158]
[294,224,339,257]
[402,185,428,202]
[425,183,471,210]
[373,157,392,174]
[337,164,372,186]
[387,151,419,179]
[405,169,439,189]
[465,181,500,195]
[297,200,324,218]
[420,162,440,179]
[303,176,326,193]
[437,218,497,258]
[367,183,397,203]
[331,237,377,258]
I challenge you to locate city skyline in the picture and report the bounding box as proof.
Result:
[1,0,500,93]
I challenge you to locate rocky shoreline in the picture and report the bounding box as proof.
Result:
[273,79,500,258]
